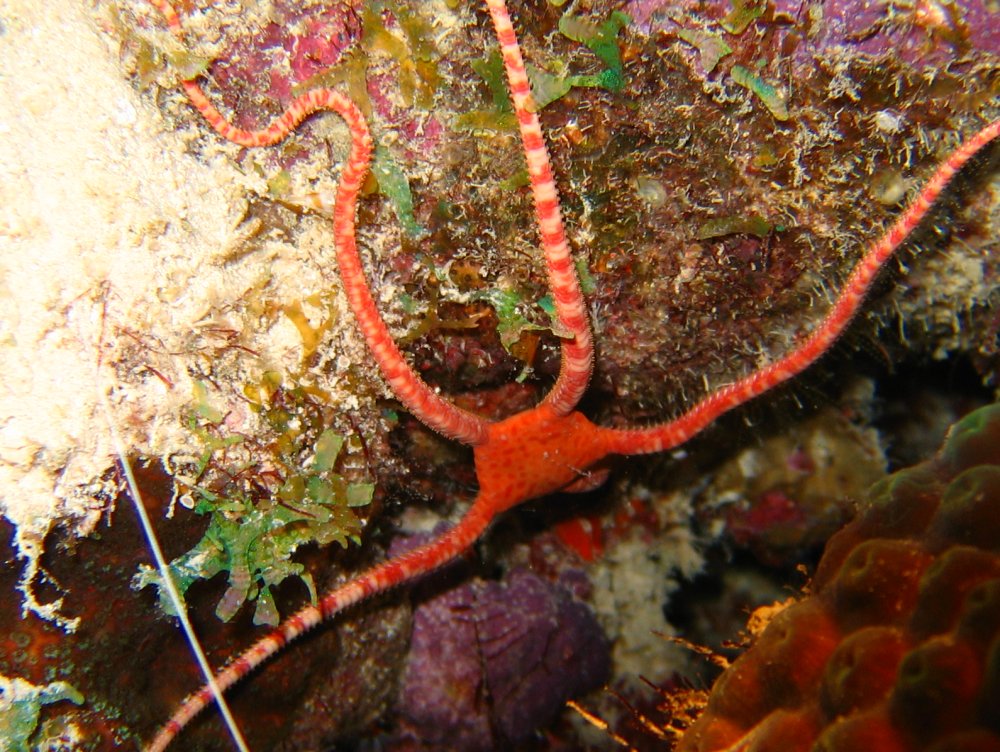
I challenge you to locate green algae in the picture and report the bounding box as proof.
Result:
[134,380,373,627]
[0,676,83,752]
[476,287,553,353]
[558,10,629,83]
[526,10,628,111]
[372,144,427,239]
[731,64,790,121]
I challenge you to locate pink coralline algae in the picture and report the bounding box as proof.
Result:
[676,401,1000,751]
[726,489,810,555]
[392,567,611,751]
[209,0,362,125]
[365,70,446,161]
[627,0,998,69]
[207,1,445,178]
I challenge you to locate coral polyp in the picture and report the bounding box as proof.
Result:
[677,402,1000,751]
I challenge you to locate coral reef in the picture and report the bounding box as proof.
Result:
[707,404,885,569]
[629,0,998,67]
[0,0,995,749]
[566,0,1000,422]
[122,0,1000,430]
[676,401,1000,751]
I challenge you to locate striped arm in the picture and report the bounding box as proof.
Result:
[331,129,492,444]
[603,118,1000,457]
[145,494,499,752]
[146,0,297,148]
[485,0,595,416]
[149,0,491,445]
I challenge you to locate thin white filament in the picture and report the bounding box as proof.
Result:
[99,388,250,752]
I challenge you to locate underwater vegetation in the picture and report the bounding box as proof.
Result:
[133,379,374,627]
[0,676,83,752]
[122,0,999,415]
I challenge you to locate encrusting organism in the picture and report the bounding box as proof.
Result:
[673,400,1000,751]
[389,529,611,749]
[141,0,999,748]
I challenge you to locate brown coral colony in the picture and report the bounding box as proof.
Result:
[680,403,1000,752]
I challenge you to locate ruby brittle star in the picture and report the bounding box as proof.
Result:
[141,0,1000,748]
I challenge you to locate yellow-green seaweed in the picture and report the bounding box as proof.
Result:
[0,676,83,752]
[455,50,518,133]
[362,0,440,110]
[696,213,775,239]
[721,0,767,34]
[676,28,733,73]
[730,64,790,121]
[134,384,373,627]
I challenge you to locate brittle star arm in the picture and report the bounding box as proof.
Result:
[485,0,595,416]
[598,118,1000,458]
[329,106,492,446]
[144,488,502,752]
[148,0,491,446]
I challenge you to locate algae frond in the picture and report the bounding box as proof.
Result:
[134,379,374,627]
